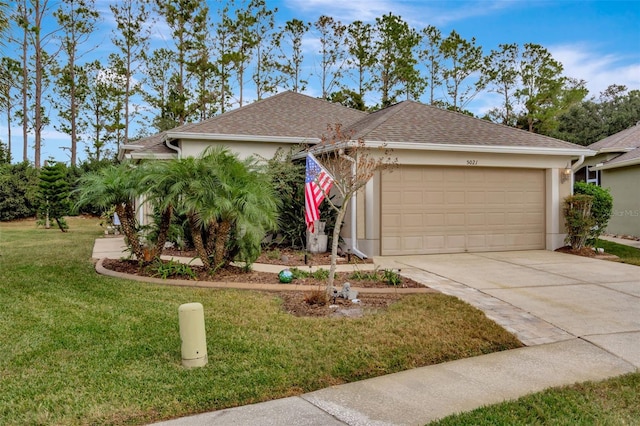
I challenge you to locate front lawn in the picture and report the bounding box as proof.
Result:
[0,217,521,425]
[430,372,640,425]
[597,239,640,266]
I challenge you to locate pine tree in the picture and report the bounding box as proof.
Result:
[38,161,70,232]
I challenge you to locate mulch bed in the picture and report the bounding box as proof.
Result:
[100,252,426,318]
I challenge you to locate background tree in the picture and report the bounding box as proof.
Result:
[517,43,565,132]
[212,2,235,114]
[251,0,278,100]
[344,20,375,104]
[53,0,99,166]
[28,0,57,168]
[419,25,443,105]
[313,124,396,291]
[144,48,180,131]
[327,88,365,110]
[314,15,346,99]
[373,13,422,107]
[554,85,640,145]
[38,161,70,231]
[110,0,151,146]
[155,0,209,125]
[0,161,39,220]
[14,1,32,163]
[0,139,9,163]
[439,30,483,112]
[480,43,519,125]
[273,18,309,93]
[0,57,21,160]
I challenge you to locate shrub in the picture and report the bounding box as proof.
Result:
[147,259,196,280]
[0,162,39,221]
[574,181,613,243]
[563,194,595,250]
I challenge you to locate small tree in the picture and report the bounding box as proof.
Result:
[563,194,594,250]
[74,162,144,259]
[574,181,613,244]
[313,124,396,292]
[38,162,70,232]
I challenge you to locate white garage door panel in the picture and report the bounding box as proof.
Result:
[381,166,545,255]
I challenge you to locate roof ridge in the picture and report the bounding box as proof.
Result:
[349,101,411,138]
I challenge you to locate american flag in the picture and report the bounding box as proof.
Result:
[305,154,333,233]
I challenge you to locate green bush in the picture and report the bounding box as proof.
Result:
[574,181,613,243]
[563,194,595,250]
[0,162,39,221]
[147,259,196,280]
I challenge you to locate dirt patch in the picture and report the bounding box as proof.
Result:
[101,258,426,318]
[555,246,597,257]
[555,245,620,261]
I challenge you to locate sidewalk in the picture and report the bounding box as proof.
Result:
[151,339,634,426]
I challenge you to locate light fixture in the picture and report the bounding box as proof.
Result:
[560,166,572,183]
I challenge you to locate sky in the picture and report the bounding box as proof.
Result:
[3,0,640,164]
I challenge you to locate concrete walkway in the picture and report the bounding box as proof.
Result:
[91,238,639,425]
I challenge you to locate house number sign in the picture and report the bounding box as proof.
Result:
[466,160,478,165]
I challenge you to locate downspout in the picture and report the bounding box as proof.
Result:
[339,150,368,259]
[570,155,585,194]
[165,138,182,159]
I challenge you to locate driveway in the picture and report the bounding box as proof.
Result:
[377,250,640,368]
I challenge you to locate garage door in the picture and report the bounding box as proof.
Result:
[381,166,545,255]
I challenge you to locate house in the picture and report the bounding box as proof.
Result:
[120,91,594,256]
[578,123,640,237]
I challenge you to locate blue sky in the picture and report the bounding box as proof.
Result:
[5,0,640,164]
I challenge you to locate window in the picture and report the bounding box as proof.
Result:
[586,166,600,186]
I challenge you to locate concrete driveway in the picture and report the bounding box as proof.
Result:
[377,250,640,368]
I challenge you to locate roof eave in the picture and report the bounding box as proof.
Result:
[364,141,596,157]
[123,152,178,160]
[592,158,640,171]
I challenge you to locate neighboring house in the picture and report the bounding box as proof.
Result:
[120,91,594,256]
[579,123,640,237]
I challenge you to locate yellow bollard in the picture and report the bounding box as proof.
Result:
[178,303,208,368]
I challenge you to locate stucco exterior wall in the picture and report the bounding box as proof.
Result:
[602,166,640,237]
[179,139,298,161]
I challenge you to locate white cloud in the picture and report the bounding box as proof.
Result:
[550,43,640,97]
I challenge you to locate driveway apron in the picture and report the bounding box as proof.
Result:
[378,250,640,368]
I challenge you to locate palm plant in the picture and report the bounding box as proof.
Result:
[74,162,144,259]
[148,147,279,272]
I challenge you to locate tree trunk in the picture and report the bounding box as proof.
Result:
[116,203,143,260]
[213,220,231,271]
[327,203,348,293]
[189,215,211,270]
[153,206,173,261]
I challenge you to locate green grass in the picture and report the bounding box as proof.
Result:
[596,239,640,266]
[429,372,640,425]
[0,217,521,425]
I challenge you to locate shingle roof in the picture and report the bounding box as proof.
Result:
[588,123,640,151]
[171,91,368,138]
[122,92,591,158]
[587,123,640,170]
[348,100,585,150]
